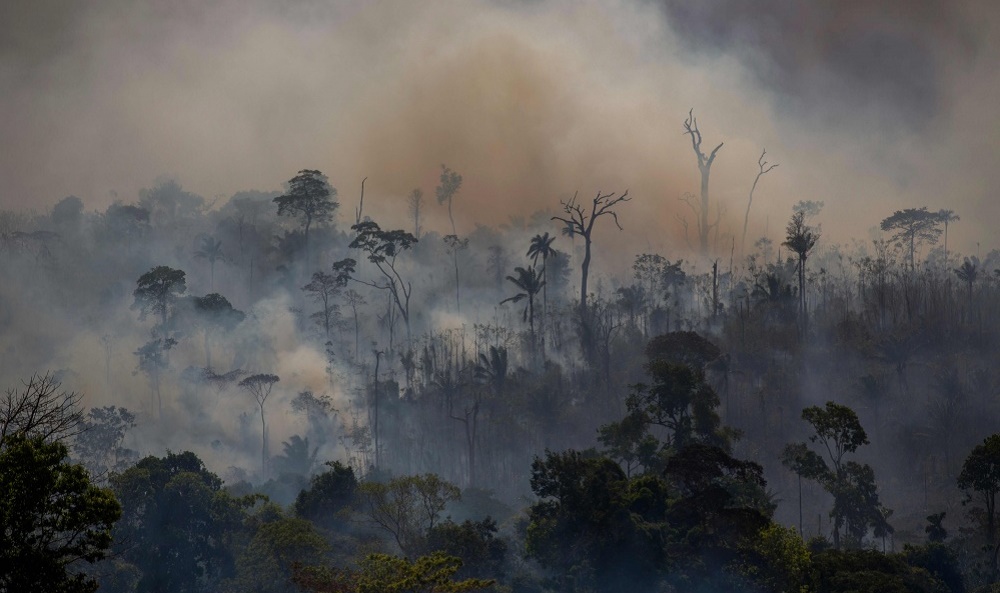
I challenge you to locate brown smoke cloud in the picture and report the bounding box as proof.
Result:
[2,0,1000,259]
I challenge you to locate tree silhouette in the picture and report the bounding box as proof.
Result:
[527,232,558,335]
[782,211,819,325]
[501,266,544,345]
[741,149,778,256]
[682,109,724,255]
[551,189,631,312]
[193,235,224,291]
[133,266,187,331]
[408,188,424,239]
[955,256,979,312]
[436,164,462,236]
[880,207,944,272]
[337,220,418,345]
[302,271,348,340]
[239,373,280,476]
[444,234,469,312]
[782,402,892,549]
[273,169,337,258]
[190,292,244,370]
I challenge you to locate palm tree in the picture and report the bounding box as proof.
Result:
[501,266,545,344]
[782,211,819,324]
[194,235,224,291]
[955,256,979,317]
[527,233,558,327]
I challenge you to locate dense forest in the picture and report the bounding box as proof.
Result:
[3,158,1000,593]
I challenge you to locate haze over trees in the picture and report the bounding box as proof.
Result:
[4,110,1000,593]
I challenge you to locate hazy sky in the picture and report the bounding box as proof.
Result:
[2,0,999,257]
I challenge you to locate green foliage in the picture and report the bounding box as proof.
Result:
[110,451,251,593]
[0,435,121,593]
[808,548,950,593]
[736,523,812,593]
[358,473,461,557]
[226,514,331,593]
[293,552,492,593]
[425,518,507,581]
[958,434,1000,583]
[295,460,358,528]
[783,402,891,549]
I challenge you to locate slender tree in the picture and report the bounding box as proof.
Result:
[682,109,724,255]
[194,235,224,292]
[741,149,778,256]
[501,266,545,347]
[239,373,280,476]
[436,164,462,236]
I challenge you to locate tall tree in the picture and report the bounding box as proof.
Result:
[880,207,945,272]
[436,165,463,236]
[682,109,724,255]
[194,235,224,292]
[741,149,778,256]
[782,211,820,324]
[408,188,424,239]
[782,402,892,549]
[302,271,347,340]
[336,221,419,344]
[551,189,631,312]
[239,373,280,476]
[133,266,187,331]
[938,209,960,266]
[527,232,558,333]
[444,234,469,312]
[500,266,545,346]
[273,169,338,255]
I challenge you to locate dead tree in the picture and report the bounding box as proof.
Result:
[741,149,778,256]
[551,189,631,313]
[682,109,724,255]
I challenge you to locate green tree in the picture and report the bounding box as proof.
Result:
[294,461,358,529]
[293,552,493,593]
[0,435,121,593]
[958,434,1000,583]
[110,451,249,593]
[227,513,330,593]
[783,402,892,549]
[358,474,461,557]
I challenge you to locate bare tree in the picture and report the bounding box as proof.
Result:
[238,373,280,476]
[0,373,84,447]
[741,149,778,256]
[683,109,724,255]
[444,234,469,313]
[551,190,631,312]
